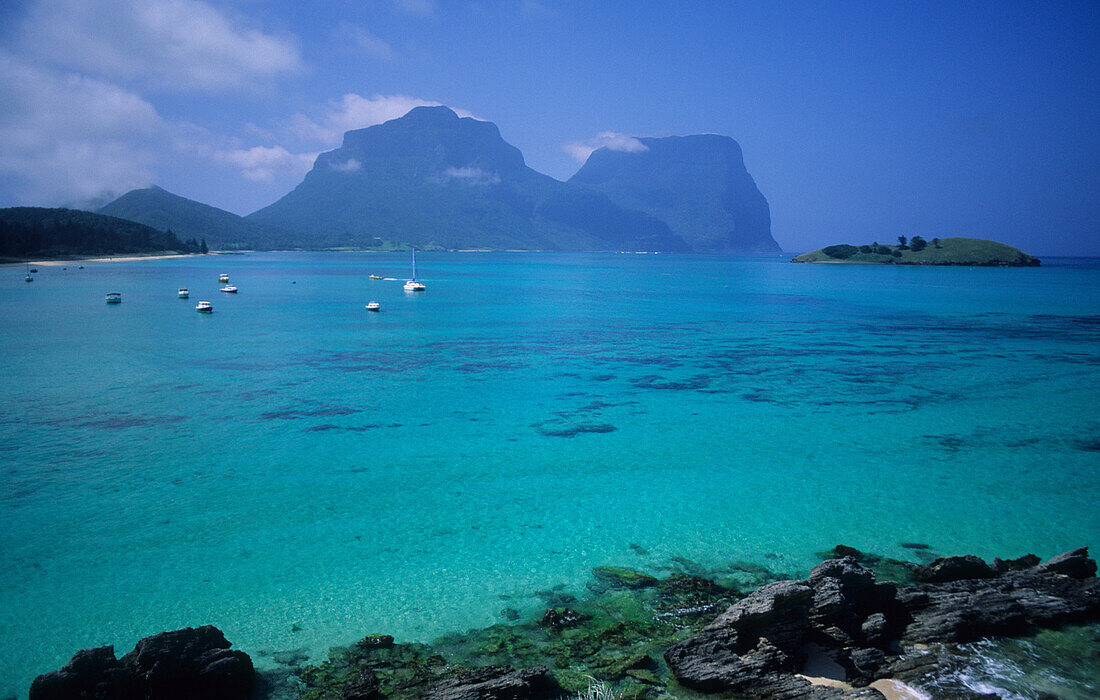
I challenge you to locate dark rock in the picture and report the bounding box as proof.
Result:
[356,634,395,650]
[709,579,815,654]
[899,543,931,550]
[120,625,254,700]
[807,558,903,648]
[423,665,558,700]
[29,646,135,700]
[1035,547,1097,579]
[31,626,253,700]
[897,550,1100,643]
[538,607,588,630]
[859,613,890,647]
[665,580,815,692]
[831,545,865,560]
[658,573,724,595]
[991,553,1041,573]
[912,555,995,583]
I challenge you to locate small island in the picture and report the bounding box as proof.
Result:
[792,236,1040,266]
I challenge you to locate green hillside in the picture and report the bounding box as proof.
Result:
[98,186,309,251]
[0,207,202,260]
[792,237,1040,266]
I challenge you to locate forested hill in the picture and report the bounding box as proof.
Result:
[0,207,205,260]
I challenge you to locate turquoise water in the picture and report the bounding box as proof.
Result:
[1,252,1097,697]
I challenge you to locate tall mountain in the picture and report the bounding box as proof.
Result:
[247,106,689,252]
[98,186,301,251]
[569,135,780,253]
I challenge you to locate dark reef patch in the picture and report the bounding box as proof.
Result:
[74,414,187,429]
[534,421,618,438]
[261,406,360,420]
[631,374,712,391]
[1073,438,1100,452]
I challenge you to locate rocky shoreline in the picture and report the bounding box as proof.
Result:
[29,547,1099,700]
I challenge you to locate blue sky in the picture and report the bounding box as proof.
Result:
[0,0,1097,255]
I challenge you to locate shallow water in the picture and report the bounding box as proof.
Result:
[1,252,1097,697]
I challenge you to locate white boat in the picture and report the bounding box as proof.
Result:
[195,301,213,313]
[366,301,381,312]
[403,249,425,292]
[178,287,189,298]
[219,273,229,283]
[105,292,122,304]
[25,274,32,283]
[369,274,383,280]
[219,285,238,293]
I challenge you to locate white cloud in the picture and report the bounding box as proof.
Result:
[0,50,162,205]
[439,167,500,186]
[564,132,649,163]
[215,145,317,182]
[17,0,302,91]
[339,22,394,61]
[330,159,362,173]
[288,94,478,147]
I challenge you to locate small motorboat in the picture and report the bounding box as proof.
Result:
[195,301,213,313]
[29,267,37,273]
[219,273,229,283]
[25,274,32,283]
[369,274,383,280]
[366,301,381,312]
[219,285,238,293]
[178,287,190,298]
[105,292,122,304]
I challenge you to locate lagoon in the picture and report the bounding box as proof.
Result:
[1,252,1097,697]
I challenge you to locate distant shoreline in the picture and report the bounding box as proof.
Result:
[1,252,217,267]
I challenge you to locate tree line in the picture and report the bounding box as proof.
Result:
[0,207,208,259]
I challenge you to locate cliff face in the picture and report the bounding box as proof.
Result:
[246,106,688,252]
[569,135,780,253]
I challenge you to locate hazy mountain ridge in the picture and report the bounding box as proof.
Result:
[248,106,689,252]
[97,107,778,253]
[569,135,779,253]
[97,187,305,251]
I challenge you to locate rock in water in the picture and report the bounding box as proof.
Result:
[912,554,996,583]
[29,646,135,700]
[30,625,254,700]
[664,548,1100,698]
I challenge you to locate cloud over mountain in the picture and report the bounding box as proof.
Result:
[0,50,161,204]
[564,132,650,163]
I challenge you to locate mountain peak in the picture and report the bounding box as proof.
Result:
[398,105,462,126]
[570,134,779,253]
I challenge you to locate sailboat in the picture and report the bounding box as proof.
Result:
[403,248,425,292]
